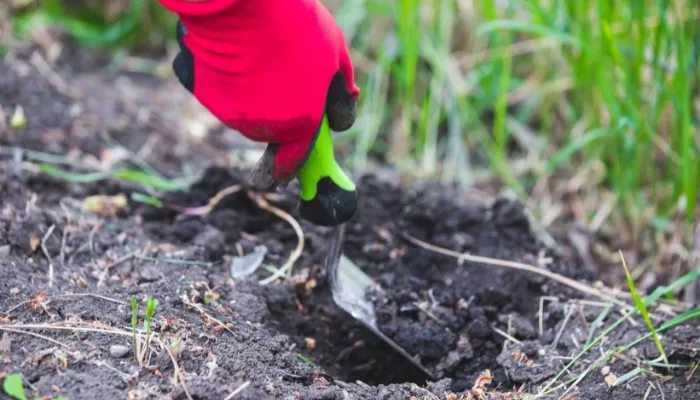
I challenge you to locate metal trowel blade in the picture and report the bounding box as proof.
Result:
[325,224,436,380]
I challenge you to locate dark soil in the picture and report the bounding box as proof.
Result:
[1,42,699,400]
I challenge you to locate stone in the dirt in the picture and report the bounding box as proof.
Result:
[109,345,130,358]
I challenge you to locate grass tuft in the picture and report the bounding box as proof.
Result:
[131,295,159,367]
[539,265,700,395]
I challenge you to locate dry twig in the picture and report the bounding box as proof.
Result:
[29,51,72,96]
[223,381,251,400]
[181,184,242,216]
[0,327,69,348]
[401,233,630,309]
[490,324,522,345]
[0,321,154,340]
[3,293,124,315]
[41,224,57,288]
[249,192,305,284]
[157,337,194,400]
[181,295,234,335]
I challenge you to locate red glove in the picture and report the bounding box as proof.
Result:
[158,0,360,189]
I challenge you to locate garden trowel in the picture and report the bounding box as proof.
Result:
[295,116,435,380]
[324,223,436,379]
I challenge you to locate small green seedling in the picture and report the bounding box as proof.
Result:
[131,297,139,355]
[2,372,67,400]
[130,295,159,366]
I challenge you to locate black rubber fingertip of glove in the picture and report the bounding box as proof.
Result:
[173,20,195,94]
[298,177,358,227]
[325,71,357,132]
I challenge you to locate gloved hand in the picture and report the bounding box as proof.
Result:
[157,0,360,195]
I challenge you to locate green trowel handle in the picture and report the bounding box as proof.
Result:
[297,115,358,227]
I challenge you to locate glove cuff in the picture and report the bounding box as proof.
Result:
[157,0,243,17]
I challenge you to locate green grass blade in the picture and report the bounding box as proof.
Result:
[544,128,610,174]
[37,164,186,192]
[111,170,185,192]
[620,252,668,366]
[584,301,613,348]
[130,192,164,208]
[659,307,700,330]
[38,164,111,183]
[645,267,700,305]
[474,19,584,49]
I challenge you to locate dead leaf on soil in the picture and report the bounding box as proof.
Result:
[305,337,316,350]
[83,193,128,217]
[203,289,220,305]
[471,369,493,399]
[27,291,49,313]
[605,372,618,388]
[0,332,12,362]
[29,234,40,252]
[512,349,529,364]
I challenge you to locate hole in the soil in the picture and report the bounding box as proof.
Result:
[260,272,526,390]
[262,284,433,386]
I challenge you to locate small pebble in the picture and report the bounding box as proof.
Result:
[110,345,130,358]
[601,366,611,376]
